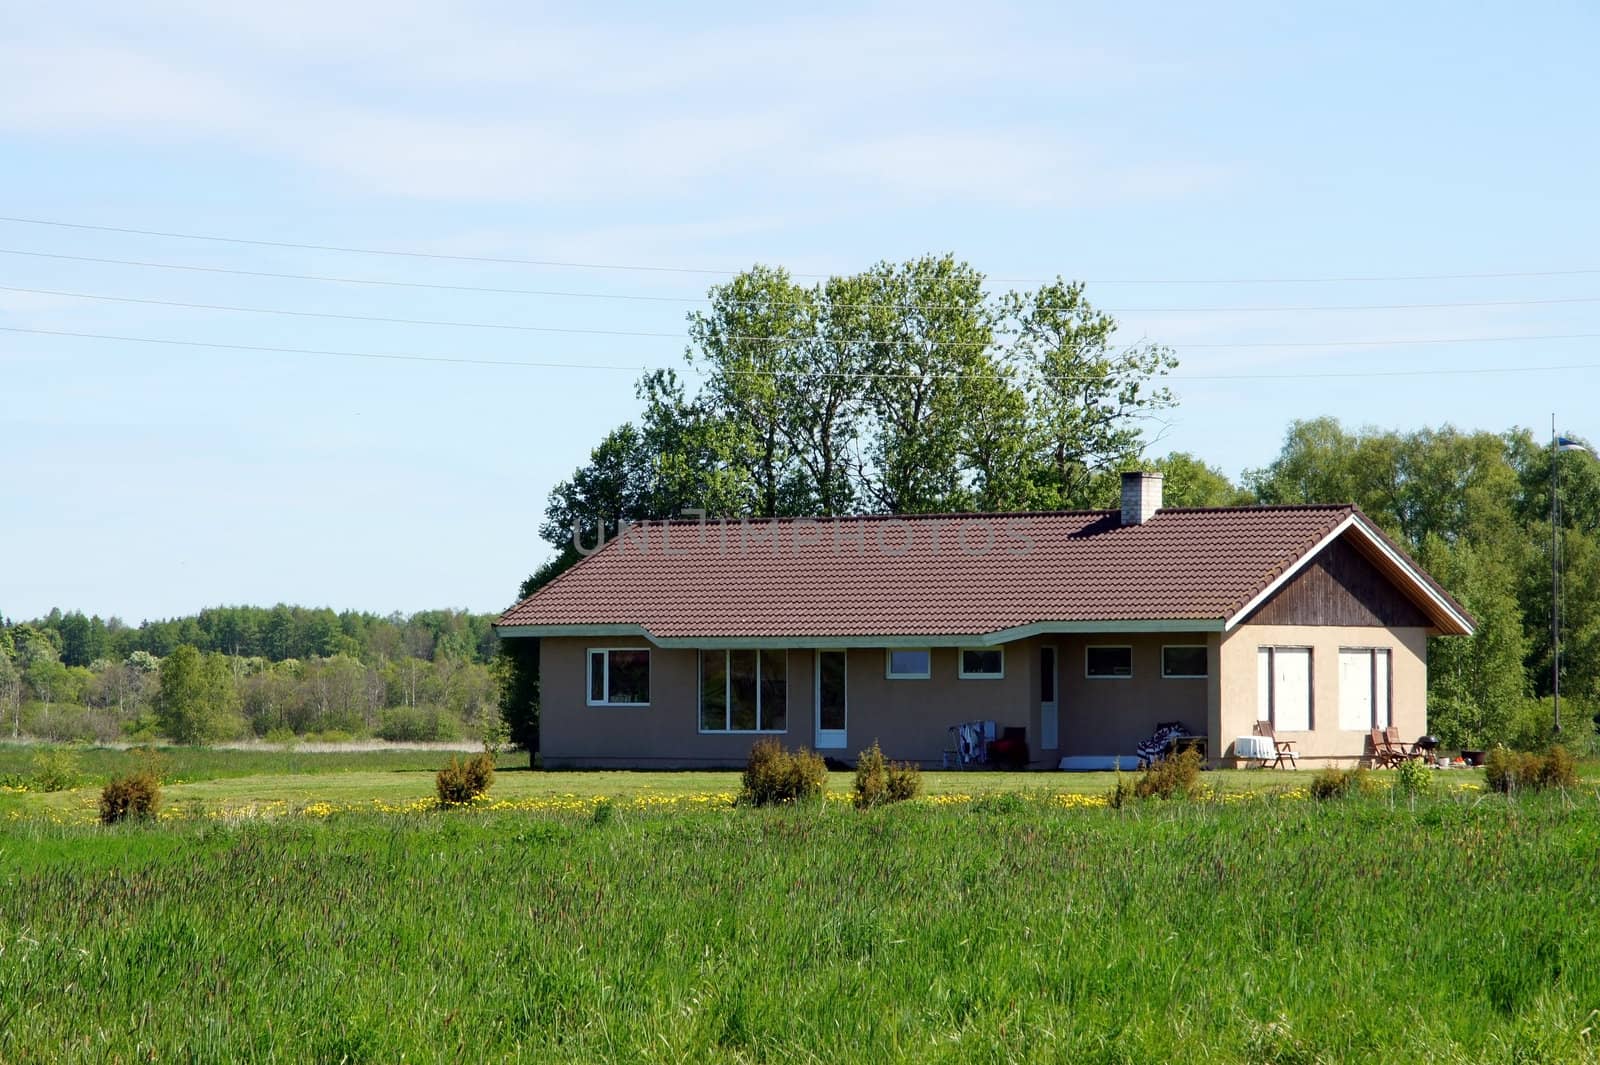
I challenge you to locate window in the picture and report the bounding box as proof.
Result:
[958,648,1004,679]
[700,650,787,732]
[1085,645,1132,679]
[1161,645,1209,679]
[1257,646,1312,731]
[1338,648,1392,730]
[586,648,650,707]
[886,648,931,679]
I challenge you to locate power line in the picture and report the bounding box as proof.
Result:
[5,250,1600,317]
[6,283,1600,353]
[5,325,1599,382]
[5,214,1600,286]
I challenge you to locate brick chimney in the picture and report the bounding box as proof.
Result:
[1120,471,1163,525]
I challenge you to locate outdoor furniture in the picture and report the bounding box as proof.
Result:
[988,726,1029,770]
[1367,728,1400,768]
[1234,734,1276,767]
[1384,726,1420,762]
[1135,722,1192,768]
[1252,721,1298,769]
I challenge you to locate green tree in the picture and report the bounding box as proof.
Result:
[154,645,238,744]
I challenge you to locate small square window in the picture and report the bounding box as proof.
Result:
[586,648,650,706]
[886,649,931,679]
[959,648,1004,679]
[1162,646,1208,679]
[1086,646,1132,679]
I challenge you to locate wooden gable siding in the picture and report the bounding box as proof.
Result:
[1242,535,1432,628]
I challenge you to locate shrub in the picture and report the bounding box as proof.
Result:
[263,726,299,748]
[1485,745,1576,794]
[1134,748,1204,801]
[1393,756,1432,798]
[1541,744,1577,790]
[377,706,460,743]
[886,760,923,803]
[741,739,827,806]
[1310,766,1373,801]
[99,772,161,824]
[853,742,888,808]
[27,748,83,792]
[435,753,495,805]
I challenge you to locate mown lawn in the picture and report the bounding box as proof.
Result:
[2,791,1598,1063]
[0,742,1520,822]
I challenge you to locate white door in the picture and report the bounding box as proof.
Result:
[814,650,847,749]
[1039,645,1059,750]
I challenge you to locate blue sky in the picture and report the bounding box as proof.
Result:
[2,0,1597,622]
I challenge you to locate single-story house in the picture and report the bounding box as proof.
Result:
[496,472,1474,769]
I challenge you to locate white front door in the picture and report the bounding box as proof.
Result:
[1039,645,1059,750]
[814,650,848,749]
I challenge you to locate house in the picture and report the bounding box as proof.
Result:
[496,472,1475,769]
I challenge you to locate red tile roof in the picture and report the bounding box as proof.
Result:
[498,505,1470,639]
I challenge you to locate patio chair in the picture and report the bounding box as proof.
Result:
[1384,726,1420,763]
[1368,728,1399,769]
[1252,721,1298,769]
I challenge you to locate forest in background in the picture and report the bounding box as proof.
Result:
[0,606,500,745]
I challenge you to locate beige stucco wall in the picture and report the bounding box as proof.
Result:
[1218,624,1429,767]
[538,633,1227,768]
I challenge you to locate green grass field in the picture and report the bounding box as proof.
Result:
[3,745,1599,1062]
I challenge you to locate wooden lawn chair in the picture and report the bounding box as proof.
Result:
[1253,721,1298,769]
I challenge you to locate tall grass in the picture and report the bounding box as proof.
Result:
[2,794,1598,1062]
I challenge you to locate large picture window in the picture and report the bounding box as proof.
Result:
[700,650,787,732]
[586,648,650,707]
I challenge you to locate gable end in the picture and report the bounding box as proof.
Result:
[1241,536,1432,628]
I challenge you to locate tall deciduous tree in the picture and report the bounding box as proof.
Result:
[154,645,239,744]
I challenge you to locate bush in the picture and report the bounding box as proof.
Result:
[435,753,495,805]
[851,741,921,809]
[1485,745,1577,794]
[263,726,299,748]
[1136,748,1204,801]
[1394,756,1432,798]
[1541,744,1577,789]
[1310,766,1373,801]
[741,739,827,806]
[27,748,83,792]
[886,760,923,803]
[377,706,460,744]
[854,742,888,808]
[99,772,161,824]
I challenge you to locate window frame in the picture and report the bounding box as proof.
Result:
[885,648,932,680]
[1084,644,1134,680]
[1160,644,1209,680]
[1257,645,1314,731]
[698,649,789,734]
[957,647,1005,680]
[585,647,651,708]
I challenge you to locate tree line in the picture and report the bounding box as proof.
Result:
[0,606,502,745]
